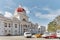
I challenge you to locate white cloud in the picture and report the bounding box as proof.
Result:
[4,11,12,18]
[23,7,30,14]
[42,6,51,11]
[35,9,60,20]
[5,6,13,10]
[42,6,51,10]
[35,12,56,20]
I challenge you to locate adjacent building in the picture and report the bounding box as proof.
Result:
[38,26,46,34]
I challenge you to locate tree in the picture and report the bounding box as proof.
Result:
[48,15,60,32]
[47,21,57,32]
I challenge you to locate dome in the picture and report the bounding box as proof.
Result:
[17,7,25,12]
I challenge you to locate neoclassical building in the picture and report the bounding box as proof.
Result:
[0,5,38,36]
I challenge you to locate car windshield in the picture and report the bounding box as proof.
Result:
[26,33,31,34]
[56,30,60,33]
[44,32,49,34]
[57,31,60,33]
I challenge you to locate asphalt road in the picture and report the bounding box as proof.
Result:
[0,36,59,40]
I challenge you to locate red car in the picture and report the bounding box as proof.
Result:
[42,34,57,39]
[49,34,57,39]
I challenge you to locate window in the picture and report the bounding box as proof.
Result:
[15,24,17,28]
[5,30,7,32]
[15,30,17,32]
[9,30,10,32]
[26,33,31,34]
[28,25,30,27]
[24,29,27,32]
[4,23,7,27]
[23,25,27,27]
[24,29,25,32]
[23,19,26,21]
[9,23,11,27]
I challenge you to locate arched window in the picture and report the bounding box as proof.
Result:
[22,19,26,21]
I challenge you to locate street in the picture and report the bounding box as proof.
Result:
[0,36,59,40]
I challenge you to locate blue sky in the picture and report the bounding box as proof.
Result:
[0,0,60,27]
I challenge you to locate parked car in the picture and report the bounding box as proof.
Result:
[32,34,42,38]
[56,30,60,39]
[42,32,50,38]
[49,34,57,39]
[24,32,32,38]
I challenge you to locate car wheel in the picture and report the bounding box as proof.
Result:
[59,37,60,39]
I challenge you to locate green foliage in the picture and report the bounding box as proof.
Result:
[47,21,57,32]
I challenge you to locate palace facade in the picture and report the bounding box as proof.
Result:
[0,5,38,36]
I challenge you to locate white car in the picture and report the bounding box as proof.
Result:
[24,32,32,38]
[56,30,60,39]
[42,32,50,38]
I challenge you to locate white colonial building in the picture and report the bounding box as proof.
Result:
[38,26,46,34]
[0,5,38,36]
